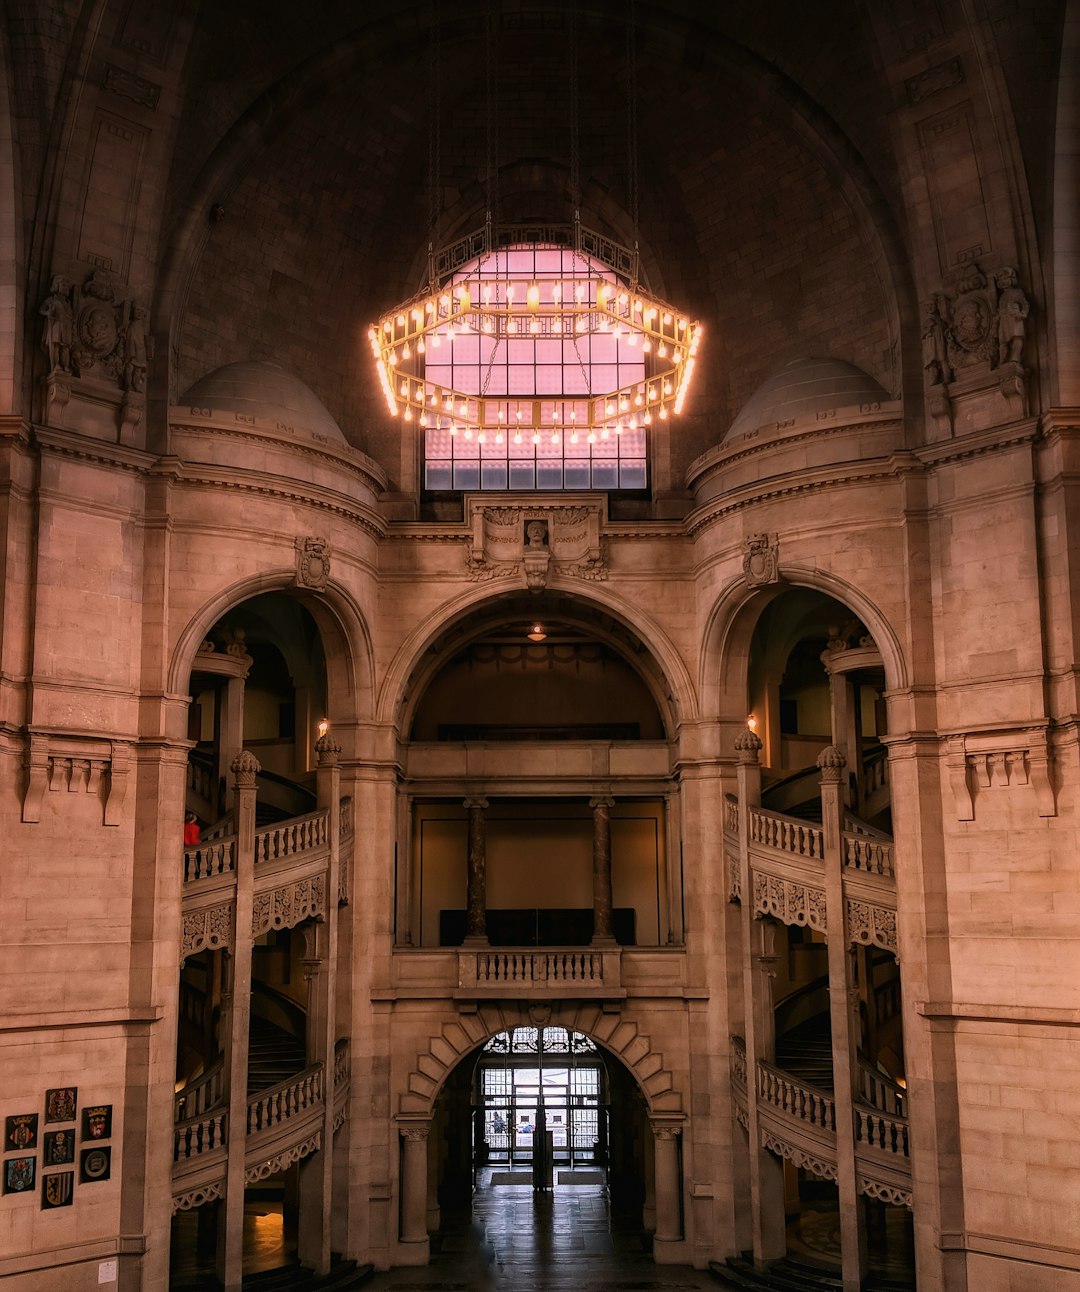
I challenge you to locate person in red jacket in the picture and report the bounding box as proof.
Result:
[183,810,201,847]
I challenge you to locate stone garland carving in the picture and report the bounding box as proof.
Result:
[761,1130,838,1183]
[251,876,326,939]
[734,1101,749,1133]
[332,1104,348,1134]
[22,734,132,826]
[858,1175,913,1209]
[753,872,828,934]
[171,1181,223,1214]
[846,898,897,958]
[244,1130,321,1183]
[181,902,234,963]
[742,533,780,587]
[295,536,331,590]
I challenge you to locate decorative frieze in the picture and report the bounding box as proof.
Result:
[172,1181,223,1214]
[244,1131,320,1183]
[858,1175,913,1209]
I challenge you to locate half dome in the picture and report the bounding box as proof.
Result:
[180,360,346,443]
[726,356,889,442]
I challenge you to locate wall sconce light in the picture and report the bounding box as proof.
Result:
[317,719,329,738]
[746,713,758,733]
[527,623,548,642]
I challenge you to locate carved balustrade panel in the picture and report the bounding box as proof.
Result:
[247,1065,324,1135]
[245,1131,322,1184]
[752,872,828,934]
[183,836,236,884]
[842,832,894,879]
[251,875,326,939]
[173,1110,227,1164]
[727,847,742,902]
[761,1131,838,1183]
[181,900,233,962]
[854,1104,910,1159]
[254,809,329,865]
[474,950,605,985]
[846,897,898,957]
[756,1062,836,1132]
[857,1174,913,1209]
[749,808,824,861]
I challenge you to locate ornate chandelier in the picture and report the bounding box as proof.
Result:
[368,225,700,443]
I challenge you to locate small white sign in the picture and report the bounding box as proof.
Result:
[98,1260,117,1284]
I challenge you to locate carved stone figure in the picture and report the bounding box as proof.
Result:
[994,267,1029,366]
[921,295,951,386]
[122,303,149,392]
[525,519,548,548]
[40,276,73,373]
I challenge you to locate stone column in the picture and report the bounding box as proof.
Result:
[735,730,787,1270]
[216,676,246,815]
[819,745,869,1292]
[463,796,489,945]
[297,731,342,1274]
[217,751,259,1291]
[651,1120,683,1252]
[590,795,616,945]
[399,1122,432,1257]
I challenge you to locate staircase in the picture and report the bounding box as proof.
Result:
[171,1256,374,1292]
[712,1255,912,1292]
[248,1017,308,1094]
[774,1017,834,1092]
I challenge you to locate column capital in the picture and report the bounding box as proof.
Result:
[463,795,489,811]
[231,748,261,786]
[589,795,615,810]
[397,1119,431,1143]
[649,1116,684,1140]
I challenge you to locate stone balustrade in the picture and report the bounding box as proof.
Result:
[749,807,824,860]
[247,1065,323,1135]
[843,831,894,878]
[757,1060,836,1132]
[174,1058,225,1124]
[183,836,236,883]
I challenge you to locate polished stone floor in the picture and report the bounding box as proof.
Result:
[360,1171,728,1292]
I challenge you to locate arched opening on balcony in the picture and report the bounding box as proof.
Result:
[398,590,680,951]
[724,587,914,1289]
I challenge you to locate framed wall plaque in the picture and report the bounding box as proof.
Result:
[41,1169,74,1208]
[44,1088,77,1124]
[43,1130,75,1166]
[3,1157,35,1194]
[81,1104,112,1141]
[80,1145,111,1183]
[4,1114,38,1152]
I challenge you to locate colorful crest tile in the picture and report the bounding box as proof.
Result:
[43,1130,75,1166]
[3,1157,36,1194]
[44,1088,77,1124]
[4,1114,38,1152]
[81,1104,112,1141]
[41,1169,74,1208]
[80,1145,111,1184]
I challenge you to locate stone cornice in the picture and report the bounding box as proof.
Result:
[913,416,1038,468]
[33,423,157,472]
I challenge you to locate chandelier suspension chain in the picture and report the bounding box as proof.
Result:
[626,0,640,284]
[569,4,580,224]
[427,0,442,285]
[485,0,499,235]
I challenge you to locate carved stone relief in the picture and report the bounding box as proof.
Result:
[846,898,898,958]
[742,533,779,587]
[295,536,331,590]
[465,498,607,586]
[761,1130,838,1182]
[181,902,234,963]
[22,734,132,826]
[251,875,326,939]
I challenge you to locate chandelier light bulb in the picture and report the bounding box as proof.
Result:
[514,431,523,444]
[527,623,547,642]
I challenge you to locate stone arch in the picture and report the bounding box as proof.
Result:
[376,577,700,736]
[698,563,909,728]
[398,1001,684,1120]
[167,569,376,727]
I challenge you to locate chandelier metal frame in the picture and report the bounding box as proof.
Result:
[368,221,701,441]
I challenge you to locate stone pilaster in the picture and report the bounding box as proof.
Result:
[590,795,616,945]
[463,796,489,944]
